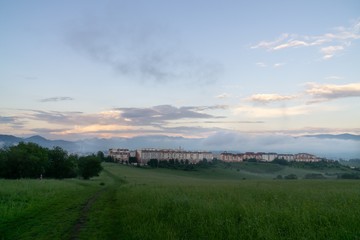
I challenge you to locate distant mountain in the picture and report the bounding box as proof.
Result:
[0,134,79,152]
[302,134,360,141]
[0,134,203,154]
[0,134,23,146]
[1,133,359,159]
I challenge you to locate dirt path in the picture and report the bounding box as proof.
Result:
[70,187,107,240]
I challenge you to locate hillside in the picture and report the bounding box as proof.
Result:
[130,160,358,180]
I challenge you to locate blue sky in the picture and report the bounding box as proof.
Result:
[1,0,360,153]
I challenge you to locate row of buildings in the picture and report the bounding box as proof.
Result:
[109,148,213,165]
[109,148,321,164]
[219,152,320,162]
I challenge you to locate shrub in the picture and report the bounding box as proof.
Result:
[284,174,297,180]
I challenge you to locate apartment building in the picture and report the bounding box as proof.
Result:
[220,152,320,163]
[136,148,213,164]
[109,148,130,162]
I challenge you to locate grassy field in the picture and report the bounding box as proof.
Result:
[1,163,360,239]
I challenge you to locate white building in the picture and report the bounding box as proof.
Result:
[136,148,213,164]
[220,152,244,162]
[261,152,278,162]
[109,148,130,162]
[294,153,320,162]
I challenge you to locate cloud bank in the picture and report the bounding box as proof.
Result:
[306,82,360,103]
[201,132,360,159]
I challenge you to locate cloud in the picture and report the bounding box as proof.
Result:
[273,62,285,68]
[249,93,296,103]
[252,20,360,59]
[40,97,74,102]
[115,105,224,126]
[215,93,231,99]
[66,18,223,83]
[202,131,360,158]
[320,45,345,59]
[0,116,25,129]
[27,110,124,126]
[256,62,285,68]
[306,82,360,103]
[325,76,343,80]
[256,62,267,67]
[0,116,17,124]
[234,105,311,118]
[2,105,234,139]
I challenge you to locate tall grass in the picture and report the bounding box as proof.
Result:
[0,178,101,240]
[80,164,360,239]
[1,163,360,239]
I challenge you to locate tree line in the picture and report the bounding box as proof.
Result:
[0,142,102,180]
[147,158,215,171]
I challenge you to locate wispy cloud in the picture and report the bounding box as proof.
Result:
[320,45,345,59]
[66,18,223,83]
[115,105,225,126]
[0,116,17,124]
[306,82,360,103]
[256,62,267,67]
[234,105,312,118]
[249,93,296,103]
[255,62,286,68]
[252,20,360,59]
[215,93,231,99]
[0,115,25,129]
[273,62,285,68]
[40,97,74,102]
[325,76,344,80]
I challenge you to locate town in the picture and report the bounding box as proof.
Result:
[109,148,321,165]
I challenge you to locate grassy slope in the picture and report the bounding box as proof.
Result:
[80,164,360,240]
[1,163,360,239]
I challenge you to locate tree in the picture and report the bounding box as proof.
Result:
[78,155,103,180]
[148,159,159,168]
[47,147,76,179]
[97,151,105,161]
[5,142,48,179]
[0,148,8,178]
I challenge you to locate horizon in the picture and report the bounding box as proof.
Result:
[1,133,359,159]
[1,1,359,157]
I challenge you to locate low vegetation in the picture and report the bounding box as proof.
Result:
[1,162,360,239]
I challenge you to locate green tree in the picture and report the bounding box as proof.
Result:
[78,155,103,180]
[0,148,8,178]
[97,151,105,161]
[148,159,159,168]
[5,142,48,179]
[47,147,76,179]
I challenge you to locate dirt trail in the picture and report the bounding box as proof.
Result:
[69,169,125,240]
[70,187,107,240]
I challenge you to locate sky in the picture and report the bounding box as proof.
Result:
[0,1,360,155]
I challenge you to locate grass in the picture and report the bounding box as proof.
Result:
[0,178,102,240]
[1,162,360,239]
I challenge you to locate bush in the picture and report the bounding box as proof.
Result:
[78,155,103,180]
[338,173,360,179]
[284,174,297,180]
[304,173,326,179]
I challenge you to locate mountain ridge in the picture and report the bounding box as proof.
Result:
[0,133,359,159]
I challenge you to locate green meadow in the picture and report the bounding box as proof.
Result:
[1,162,360,239]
